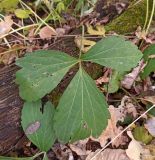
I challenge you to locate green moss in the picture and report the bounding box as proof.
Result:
[105,0,148,34]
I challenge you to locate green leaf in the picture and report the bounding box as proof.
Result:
[146,104,155,116]
[56,2,65,13]
[16,50,78,101]
[0,157,33,160]
[15,9,31,19]
[54,67,110,143]
[21,101,56,152]
[141,44,155,79]
[82,36,142,72]
[106,70,124,93]
[133,126,153,144]
[0,0,19,12]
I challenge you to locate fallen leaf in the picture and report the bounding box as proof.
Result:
[39,26,56,39]
[0,16,13,37]
[121,60,144,89]
[98,105,128,147]
[15,9,31,19]
[118,96,138,118]
[74,36,96,53]
[86,149,130,160]
[55,28,65,36]
[126,131,144,160]
[69,139,90,156]
[133,126,153,144]
[52,144,73,160]
[25,121,40,135]
[145,117,155,137]
[142,144,155,160]
[87,25,105,36]
[144,96,155,104]
[96,69,110,85]
[0,44,24,64]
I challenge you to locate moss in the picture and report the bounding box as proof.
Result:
[105,0,148,34]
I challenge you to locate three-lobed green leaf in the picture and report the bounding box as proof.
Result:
[21,101,56,152]
[16,50,78,101]
[16,36,143,153]
[82,36,142,72]
[54,67,110,143]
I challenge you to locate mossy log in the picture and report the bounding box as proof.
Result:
[105,0,154,34]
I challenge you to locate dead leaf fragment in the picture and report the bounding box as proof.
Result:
[142,144,155,160]
[69,139,91,156]
[0,16,13,37]
[145,118,155,137]
[86,149,130,160]
[25,121,40,135]
[144,96,155,104]
[52,144,73,160]
[39,26,56,39]
[126,131,144,160]
[119,96,138,118]
[56,28,66,36]
[87,25,105,36]
[121,60,144,89]
[98,105,128,147]
[0,44,24,65]
[74,36,96,53]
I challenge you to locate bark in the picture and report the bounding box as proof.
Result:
[0,65,24,155]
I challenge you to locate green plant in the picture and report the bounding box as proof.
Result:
[15,36,142,158]
[141,44,155,79]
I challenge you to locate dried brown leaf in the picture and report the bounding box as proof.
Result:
[0,16,13,37]
[56,28,66,36]
[86,149,130,160]
[69,139,90,156]
[39,26,56,39]
[87,25,105,36]
[145,118,155,137]
[0,44,24,65]
[121,60,144,89]
[119,96,138,118]
[98,105,128,147]
[126,131,144,160]
[74,36,96,53]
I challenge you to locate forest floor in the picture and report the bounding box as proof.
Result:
[0,0,155,160]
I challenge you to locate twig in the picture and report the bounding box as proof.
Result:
[0,24,38,39]
[19,0,57,34]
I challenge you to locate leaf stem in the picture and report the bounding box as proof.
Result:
[145,0,155,34]
[32,151,46,159]
[79,1,85,60]
[143,0,149,31]
[79,25,85,59]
